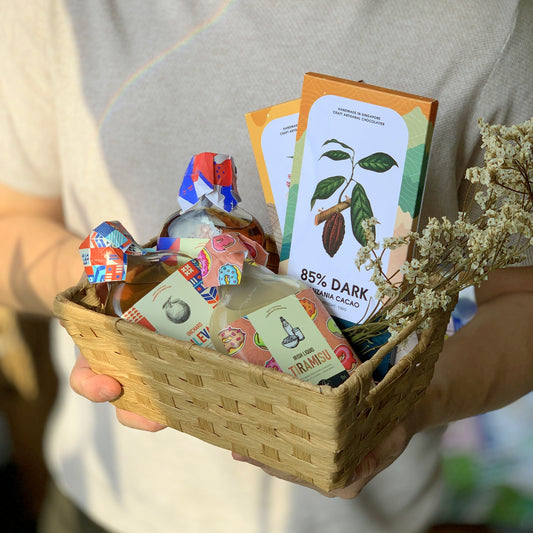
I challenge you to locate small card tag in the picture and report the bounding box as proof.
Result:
[216,288,359,385]
[121,259,218,348]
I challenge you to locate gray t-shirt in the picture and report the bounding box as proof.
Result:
[1,1,532,532]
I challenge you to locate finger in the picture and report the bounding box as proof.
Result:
[70,352,167,432]
[329,453,378,499]
[233,449,383,499]
[115,407,167,432]
[231,452,256,464]
[333,425,412,499]
[69,352,122,402]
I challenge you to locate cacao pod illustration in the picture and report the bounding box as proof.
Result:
[322,211,345,257]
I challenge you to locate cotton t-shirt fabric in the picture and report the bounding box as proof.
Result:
[1,1,533,532]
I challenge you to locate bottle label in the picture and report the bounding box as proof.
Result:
[216,288,360,385]
[121,259,219,348]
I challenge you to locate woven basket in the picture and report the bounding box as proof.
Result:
[54,280,454,492]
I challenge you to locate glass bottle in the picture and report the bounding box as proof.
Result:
[159,152,266,252]
[159,197,265,246]
[104,251,190,317]
[209,261,360,387]
[209,261,303,343]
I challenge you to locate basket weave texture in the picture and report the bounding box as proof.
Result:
[54,280,454,492]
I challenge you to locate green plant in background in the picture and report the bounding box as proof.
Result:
[311,139,398,257]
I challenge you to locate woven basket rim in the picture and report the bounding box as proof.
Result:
[54,283,351,397]
[54,281,454,401]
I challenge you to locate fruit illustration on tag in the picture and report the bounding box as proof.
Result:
[163,296,191,324]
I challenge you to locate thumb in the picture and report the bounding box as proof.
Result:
[69,350,122,402]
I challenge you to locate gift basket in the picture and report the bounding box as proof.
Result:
[54,278,454,491]
[54,111,533,492]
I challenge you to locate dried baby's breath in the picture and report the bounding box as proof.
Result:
[345,117,533,346]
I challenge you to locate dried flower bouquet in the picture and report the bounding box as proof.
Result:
[345,117,533,352]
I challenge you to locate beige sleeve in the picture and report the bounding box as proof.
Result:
[0,0,61,197]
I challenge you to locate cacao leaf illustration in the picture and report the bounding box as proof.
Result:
[319,150,351,162]
[357,152,398,173]
[323,139,354,152]
[310,176,345,209]
[322,211,345,257]
[350,182,374,246]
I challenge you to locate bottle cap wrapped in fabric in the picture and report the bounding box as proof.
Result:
[79,220,147,284]
[158,153,265,248]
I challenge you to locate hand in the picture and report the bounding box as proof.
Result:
[232,419,415,499]
[70,351,167,432]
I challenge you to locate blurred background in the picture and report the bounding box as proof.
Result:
[0,309,57,532]
[435,288,533,532]
[1,290,532,532]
